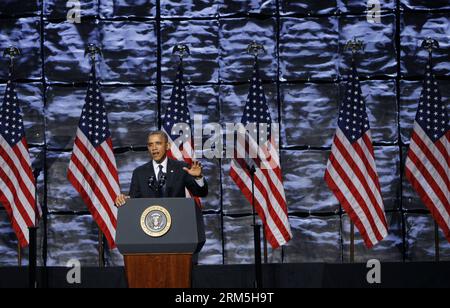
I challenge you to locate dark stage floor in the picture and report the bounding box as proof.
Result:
[1,262,449,288]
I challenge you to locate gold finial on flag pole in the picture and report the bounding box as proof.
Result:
[85,43,102,62]
[173,44,190,61]
[345,38,364,55]
[246,41,265,58]
[421,37,439,54]
[3,46,21,65]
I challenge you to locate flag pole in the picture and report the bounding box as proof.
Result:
[421,37,441,263]
[85,44,105,267]
[17,243,22,267]
[246,41,266,288]
[344,38,364,263]
[3,47,27,269]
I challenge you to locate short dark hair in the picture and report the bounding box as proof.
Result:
[148,130,168,143]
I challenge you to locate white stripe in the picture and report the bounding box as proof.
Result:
[231,160,290,245]
[405,158,450,227]
[336,129,378,177]
[0,177,29,243]
[335,130,386,217]
[16,140,41,218]
[72,145,116,206]
[77,130,120,195]
[326,162,380,246]
[330,144,388,238]
[234,138,292,241]
[243,136,286,200]
[254,168,292,235]
[68,163,117,239]
[0,136,36,200]
[99,142,121,193]
[414,123,449,177]
[409,136,448,197]
[0,149,35,223]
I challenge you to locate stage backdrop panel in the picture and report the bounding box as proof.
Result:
[0,1,449,266]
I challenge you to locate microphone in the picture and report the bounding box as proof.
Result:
[148,175,156,191]
[158,173,166,189]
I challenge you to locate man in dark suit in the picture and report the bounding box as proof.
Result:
[115,130,207,206]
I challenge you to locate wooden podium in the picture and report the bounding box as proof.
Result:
[116,198,205,288]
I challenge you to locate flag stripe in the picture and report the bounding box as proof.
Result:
[405,163,450,240]
[410,133,449,196]
[325,64,388,248]
[332,135,387,234]
[325,169,378,248]
[70,143,117,228]
[229,60,292,249]
[406,151,450,215]
[0,181,29,244]
[0,137,35,204]
[77,132,121,194]
[0,71,39,247]
[67,66,120,249]
[0,174,31,235]
[68,163,116,238]
[67,170,117,247]
[74,134,119,203]
[230,160,290,247]
[336,131,384,210]
[232,152,292,246]
[0,144,35,224]
[415,124,449,169]
[327,152,384,243]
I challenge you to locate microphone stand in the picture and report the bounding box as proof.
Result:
[248,165,262,289]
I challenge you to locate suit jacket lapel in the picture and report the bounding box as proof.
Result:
[146,161,156,178]
[144,162,156,196]
[165,158,175,190]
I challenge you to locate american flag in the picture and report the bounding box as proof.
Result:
[405,60,449,242]
[0,66,40,247]
[162,62,199,203]
[229,61,292,249]
[324,63,388,248]
[67,64,120,249]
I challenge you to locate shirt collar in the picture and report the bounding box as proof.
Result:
[152,156,168,173]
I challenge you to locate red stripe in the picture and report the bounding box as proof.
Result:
[434,131,450,162]
[360,133,383,193]
[0,193,29,247]
[98,138,120,185]
[69,149,117,229]
[0,163,34,227]
[0,145,35,211]
[237,138,286,207]
[328,150,385,242]
[411,131,448,186]
[67,171,116,249]
[75,138,119,203]
[406,150,450,213]
[231,158,291,246]
[325,169,376,248]
[405,167,450,242]
[234,156,289,238]
[230,165,281,249]
[232,140,291,245]
[348,137,388,230]
[14,138,35,180]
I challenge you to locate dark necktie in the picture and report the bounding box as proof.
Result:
[157,164,164,184]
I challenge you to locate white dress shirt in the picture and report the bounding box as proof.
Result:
[153,157,204,187]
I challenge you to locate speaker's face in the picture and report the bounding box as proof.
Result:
[147,134,169,163]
